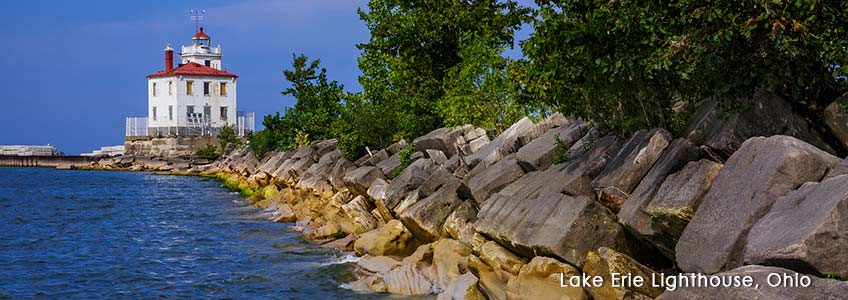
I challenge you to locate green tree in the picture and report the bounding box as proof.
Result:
[524,0,848,134]
[440,32,529,134]
[353,0,531,147]
[217,124,242,154]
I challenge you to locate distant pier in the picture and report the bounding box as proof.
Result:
[0,155,92,168]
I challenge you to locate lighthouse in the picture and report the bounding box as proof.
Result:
[137,26,250,137]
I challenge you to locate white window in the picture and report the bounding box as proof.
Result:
[220,107,228,121]
[168,81,173,95]
[152,82,157,96]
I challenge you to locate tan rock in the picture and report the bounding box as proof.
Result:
[468,255,511,300]
[583,247,663,300]
[358,255,401,274]
[383,263,437,295]
[403,243,435,265]
[437,273,486,300]
[341,195,379,234]
[505,256,586,300]
[353,220,416,256]
[270,203,296,223]
[347,274,387,293]
[433,239,472,290]
[479,241,526,275]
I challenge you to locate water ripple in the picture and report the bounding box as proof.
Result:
[0,167,402,300]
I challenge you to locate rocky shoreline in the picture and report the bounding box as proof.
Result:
[79,107,848,299]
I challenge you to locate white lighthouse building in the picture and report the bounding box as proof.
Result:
[127,26,253,137]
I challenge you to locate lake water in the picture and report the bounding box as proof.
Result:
[0,167,403,299]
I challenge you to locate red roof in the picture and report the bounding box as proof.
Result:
[147,62,238,78]
[193,27,210,39]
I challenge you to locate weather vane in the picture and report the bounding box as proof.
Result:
[190,9,206,32]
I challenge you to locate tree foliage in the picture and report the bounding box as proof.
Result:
[250,54,345,155]
[524,0,848,133]
[348,0,531,152]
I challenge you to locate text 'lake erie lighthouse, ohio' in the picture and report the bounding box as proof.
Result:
[126,23,254,138]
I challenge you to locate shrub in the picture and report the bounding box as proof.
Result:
[196,144,219,160]
[553,133,569,164]
[390,143,416,178]
[218,124,242,154]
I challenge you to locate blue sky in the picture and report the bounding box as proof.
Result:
[0,0,534,154]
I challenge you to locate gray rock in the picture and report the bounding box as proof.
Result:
[824,158,848,180]
[413,125,473,157]
[465,155,526,203]
[515,120,588,172]
[491,135,623,203]
[743,175,848,278]
[476,192,626,267]
[385,139,409,156]
[328,158,354,191]
[676,135,841,274]
[367,149,389,166]
[343,166,386,197]
[374,159,439,218]
[341,195,379,234]
[465,117,541,168]
[657,265,848,300]
[644,159,723,258]
[824,95,848,151]
[399,176,464,242]
[618,138,700,241]
[376,153,403,177]
[684,91,835,158]
[353,152,372,167]
[257,151,287,174]
[592,128,672,212]
[426,149,448,166]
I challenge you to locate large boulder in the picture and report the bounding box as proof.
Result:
[413,125,471,157]
[684,91,835,158]
[476,192,626,268]
[823,95,848,151]
[342,166,385,197]
[327,158,353,191]
[592,128,672,212]
[340,195,379,234]
[482,135,623,207]
[465,117,540,168]
[383,263,437,295]
[643,159,723,258]
[376,152,403,177]
[676,135,840,274]
[618,138,700,243]
[443,201,479,246]
[505,256,587,300]
[353,220,417,257]
[399,174,465,242]
[515,120,588,172]
[374,159,438,218]
[657,265,848,300]
[465,155,526,204]
[436,273,485,300]
[432,239,473,291]
[743,174,848,278]
[582,247,663,300]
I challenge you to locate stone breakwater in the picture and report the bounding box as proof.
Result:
[86,112,848,299]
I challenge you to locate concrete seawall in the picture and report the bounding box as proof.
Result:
[0,155,92,168]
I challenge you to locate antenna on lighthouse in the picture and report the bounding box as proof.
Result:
[190,9,206,32]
